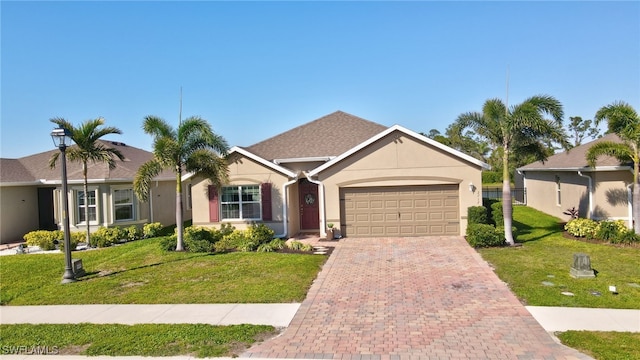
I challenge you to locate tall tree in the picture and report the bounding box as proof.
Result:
[453,95,567,245]
[568,116,601,147]
[49,118,125,245]
[134,116,229,251]
[586,101,640,233]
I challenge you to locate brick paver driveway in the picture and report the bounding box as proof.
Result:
[244,237,591,359]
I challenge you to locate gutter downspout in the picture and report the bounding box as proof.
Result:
[304,172,326,238]
[274,177,298,239]
[627,183,633,229]
[577,171,593,219]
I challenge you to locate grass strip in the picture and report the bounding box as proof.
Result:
[0,323,276,358]
[557,331,640,360]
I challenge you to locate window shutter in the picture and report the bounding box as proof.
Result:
[261,183,272,221]
[208,186,219,222]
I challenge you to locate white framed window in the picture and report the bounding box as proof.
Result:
[555,176,562,206]
[221,185,261,220]
[113,188,135,222]
[77,189,98,224]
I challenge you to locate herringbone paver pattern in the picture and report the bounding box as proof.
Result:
[244,237,592,359]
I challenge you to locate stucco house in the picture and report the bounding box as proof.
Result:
[0,140,191,244]
[191,111,490,238]
[516,133,632,226]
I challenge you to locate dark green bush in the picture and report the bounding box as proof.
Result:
[159,236,177,251]
[482,171,503,184]
[466,223,504,248]
[246,223,275,245]
[613,229,640,245]
[468,206,488,225]
[595,221,623,242]
[491,201,504,227]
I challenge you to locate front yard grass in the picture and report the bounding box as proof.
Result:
[0,323,275,358]
[477,206,640,309]
[556,331,640,360]
[0,236,327,305]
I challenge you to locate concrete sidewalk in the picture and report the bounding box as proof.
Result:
[527,306,640,332]
[3,304,638,332]
[0,303,300,328]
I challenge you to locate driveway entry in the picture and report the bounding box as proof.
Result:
[244,237,591,359]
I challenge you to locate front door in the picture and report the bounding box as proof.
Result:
[299,179,319,230]
[38,187,57,230]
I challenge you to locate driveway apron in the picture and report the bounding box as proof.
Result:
[244,237,591,359]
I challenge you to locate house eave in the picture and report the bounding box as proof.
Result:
[228,146,297,178]
[308,124,491,176]
[517,166,632,172]
[274,156,335,164]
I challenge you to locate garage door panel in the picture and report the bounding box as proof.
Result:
[341,185,459,237]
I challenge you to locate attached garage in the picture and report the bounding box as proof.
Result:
[340,185,460,237]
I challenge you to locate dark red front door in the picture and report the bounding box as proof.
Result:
[299,179,319,230]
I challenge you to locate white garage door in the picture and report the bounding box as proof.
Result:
[341,185,459,237]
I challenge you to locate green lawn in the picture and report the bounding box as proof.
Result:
[0,323,275,358]
[0,237,327,305]
[557,331,640,360]
[477,206,640,309]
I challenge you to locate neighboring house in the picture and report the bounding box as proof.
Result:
[516,133,632,226]
[191,111,490,238]
[0,140,192,244]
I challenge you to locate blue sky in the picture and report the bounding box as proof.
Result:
[2,1,639,159]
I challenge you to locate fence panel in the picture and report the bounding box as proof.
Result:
[482,187,527,205]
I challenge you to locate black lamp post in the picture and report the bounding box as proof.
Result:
[51,126,76,284]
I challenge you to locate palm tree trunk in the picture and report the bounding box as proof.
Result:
[83,162,91,247]
[175,166,184,251]
[502,150,515,245]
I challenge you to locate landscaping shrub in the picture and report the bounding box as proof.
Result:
[256,243,275,252]
[90,227,125,248]
[143,222,163,238]
[490,201,504,227]
[23,230,59,250]
[564,218,599,238]
[159,235,177,251]
[613,229,640,245]
[466,223,504,248]
[286,240,314,252]
[124,225,142,241]
[268,238,285,250]
[595,220,626,242]
[246,223,275,245]
[214,230,246,253]
[467,206,488,225]
[183,226,218,253]
[59,232,81,251]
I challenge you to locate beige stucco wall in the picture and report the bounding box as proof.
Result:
[317,132,484,236]
[191,154,290,235]
[0,186,39,244]
[523,170,632,223]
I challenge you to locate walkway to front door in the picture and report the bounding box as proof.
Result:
[244,237,591,359]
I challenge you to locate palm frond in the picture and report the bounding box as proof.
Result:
[133,160,164,202]
[523,94,564,122]
[185,149,229,188]
[585,141,634,167]
[143,116,176,139]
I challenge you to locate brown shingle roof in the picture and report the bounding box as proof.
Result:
[245,111,388,161]
[518,133,628,170]
[0,140,174,184]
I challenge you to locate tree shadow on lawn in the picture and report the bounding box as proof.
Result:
[77,253,211,281]
[514,219,564,243]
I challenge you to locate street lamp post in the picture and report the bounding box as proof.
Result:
[51,126,76,284]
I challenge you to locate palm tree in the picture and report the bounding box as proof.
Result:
[454,95,567,245]
[49,118,125,245]
[586,101,640,233]
[134,116,229,251]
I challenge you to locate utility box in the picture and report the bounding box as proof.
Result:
[72,259,86,277]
